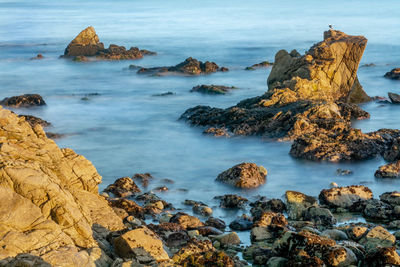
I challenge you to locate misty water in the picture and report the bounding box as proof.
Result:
[1,0,400,241]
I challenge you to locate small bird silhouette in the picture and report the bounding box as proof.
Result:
[329,24,333,29]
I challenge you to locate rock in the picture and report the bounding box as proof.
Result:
[113,226,169,262]
[169,212,204,230]
[375,160,400,178]
[203,127,230,137]
[245,61,273,70]
[229,216,253,231]
[321,229,348,241]
[109,198,146,219]
[365,246,400,266]
[302,206,337,227]
[267,29,368,104]
[152,92,175,97]
[388,92,400,104]
[384,68,400,80]
[132,173,153,187]
[250,198,286,219]
[216,194,248,209]
[137,57,228,76]
[359,226,395,251]
[266,257,289,267]
[285,191,317,220]
[192,204,213,217]
[64,26,155,60]
[0,107,124,266]
[383,137,400,162]
[18,114,51,128]
[73,55,88,62]
[0,254,51,267]
[212,232,241,246]
[380,191,400,205]
[205,217,226,231]
[253,211,288,228]
[346,226,368,241]
[190,85,236,95]
[30,54,44,60]
[336,169,353,176]
[0,94,46,107]
[319,185,373,209]
[216,162,267,188]
[104,177,141,197]
[361,199,394,221]
[197,226,223,236]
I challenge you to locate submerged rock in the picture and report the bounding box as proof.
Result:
[0,94,46,107]
[216,194,249,209]
[137,57,228,76]
[190,85,236,95]
[384,68,400,80]
[216,162,267,188]
[63,26,155,60]
[245,61,273,70]
[0,107,124,266]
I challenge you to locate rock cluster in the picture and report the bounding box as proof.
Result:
[63,26,155,60]
[136,57,228,76]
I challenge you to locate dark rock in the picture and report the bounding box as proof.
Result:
[243,245,275,265]
[380,191,400,206]
[375,160,400,178]
[319,185,373,209]
[364,246,400,267]
[215,162,267,188]
[0,254,51,267]
[132,173,153,187]
[170,212,204,230]
[389,92,400,103]
[190,84,236,95]
[245,61,273,70]
[361,63,376,67]
[104,177,141,197]
[19,114,51,128]
[205,217,226,231]
[285,190,317,220]
[153,186,168,192]
[302,206,337,227]
[229,216,253,231]
[0,94,46,108]
[336,168,353,176]
[197,226,223,236]
[137,57,228,76]
[215,194,248,209]
[253,211,288,229]
[362,199,393,221]
[250,198,286,220]
[384,68,400,80]
[383,137,400,162]
[152,92,175,97]
[30,54,44,60]
[203,127,230,137]
[45,132,65,139]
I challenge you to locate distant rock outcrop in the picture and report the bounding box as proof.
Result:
[136,57,228,76]
[0,94,46,108]
[63,26,155,60]
[0,107,124,266]
[190,85,236,94]
[384,68,400,80]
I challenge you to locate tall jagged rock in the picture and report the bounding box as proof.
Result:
[267,30,370,104]
[0,106,124,266]
[64,26,105,56]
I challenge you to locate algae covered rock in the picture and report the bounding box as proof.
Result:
[0,94,46,108]
[216,162,267,188]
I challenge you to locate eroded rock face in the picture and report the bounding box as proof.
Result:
[137,57,228,76]
[64,26,155,60]
[0,94,46,107]
[216,162,267,188]
[0,107,124,266]
[267,30,369,104]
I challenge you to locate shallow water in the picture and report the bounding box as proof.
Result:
[1,0,400,235]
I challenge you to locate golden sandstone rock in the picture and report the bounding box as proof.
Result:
[0,106,124,266]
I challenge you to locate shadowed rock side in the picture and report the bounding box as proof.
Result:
[136,57,229,76]
[384,68,400,80]
[0,94,46,108]
[0,107,124,266]
[63,26,155,60]
[180,30,400,162]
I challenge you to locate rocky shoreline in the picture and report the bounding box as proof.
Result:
[1,27,400,267]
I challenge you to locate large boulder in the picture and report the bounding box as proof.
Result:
[0,107,124,266]
[64,26,104,56]
[216,162,267,188]
[319,185,373,209]
[267,29,370,104]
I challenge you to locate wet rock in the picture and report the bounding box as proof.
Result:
[380,191,400,205]
[365,246,400,267]
[216,162,267,188]
[250,198,286,219]
[0,94,46,107]
[64,26,155,60]
[285,191,317,220]
[104,176,141,197]
[384,68,400,80]
[361,199,394,221]
[243,245,274,265]
[132,173,153,187]
[375,160,400,178]
[212,232,241,246]
[192,204,213,217]
[205,217,226,231]
[190,84,236,95]
[245,61,273,70]
[250,226,274,242]
[383,137,400,162]
[197,226,223,236]
[319,185,373,209]
[0,107,124,266]
[109,198,146,219]
[113,226,169,262]
[216,194,248,209]
[19,114,51,128]
[321,229,348,241]
[0,254,51,267]
[153,186,168,192]
[253,211,288,228]
[302,206,337,227]
[388,92,400,104]
[336,168,353,176]
[266,257,289,267]
[137,57,228,76]
[152,91,175,97]
[346,226,368,241]
[359,226,395,251]
[30,54,44,60]
[170,212,204,230]
[203,127,230,137]
[229,215,253,231]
